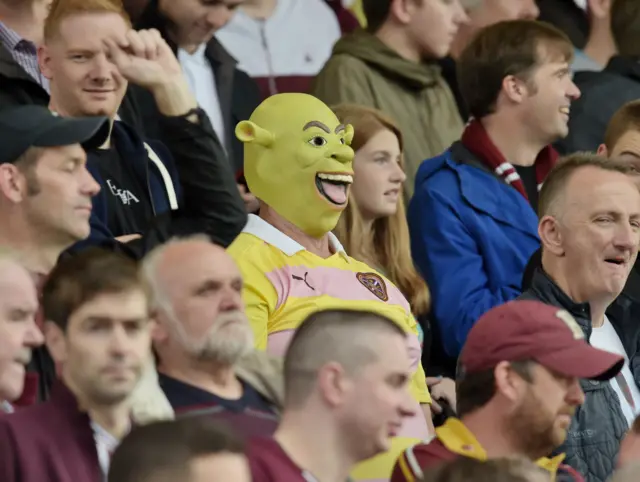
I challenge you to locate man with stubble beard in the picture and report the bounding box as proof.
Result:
[139,236,283,438]
[392,300,624,482]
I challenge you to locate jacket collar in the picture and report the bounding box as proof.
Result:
[527,268,592,334]
[445,142,540,242]
[0,40,38,84]
[436,418,566,478]
[605,55,640,83]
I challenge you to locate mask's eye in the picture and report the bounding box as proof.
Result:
[339,138,345,144]
[309,136,327,147]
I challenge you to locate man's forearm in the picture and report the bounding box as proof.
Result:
[150,77,199,121]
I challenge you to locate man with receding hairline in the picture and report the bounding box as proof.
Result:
[138,236,282,439]
[0,252,43,413]
[520,152,640,481]
[249,309,416,482]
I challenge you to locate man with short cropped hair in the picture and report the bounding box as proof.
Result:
[409,20,581,376]
[108,417,251,482]
[313,0,468,198]
[0,248,154,482]
[392,300,618,482]
[520,152,640,481]
[249,309,416,481]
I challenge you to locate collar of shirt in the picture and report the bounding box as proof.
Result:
[1,400,14,413]
[0,21,36,53]
[242,214,348,259]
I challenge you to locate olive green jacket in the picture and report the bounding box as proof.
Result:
[314,30,464,198]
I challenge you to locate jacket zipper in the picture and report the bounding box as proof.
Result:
[258,19,278,96]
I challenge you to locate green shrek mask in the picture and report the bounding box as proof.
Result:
[236,93,355,238]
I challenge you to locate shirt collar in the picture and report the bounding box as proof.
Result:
[1,400,14,413]
[436,418,565,476]
[0,21,35,53]
[242,214,348,258]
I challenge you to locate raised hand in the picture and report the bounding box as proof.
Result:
[102,28,183,90]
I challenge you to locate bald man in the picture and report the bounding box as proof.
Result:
[0,253,43,412]
[140,236,283,438]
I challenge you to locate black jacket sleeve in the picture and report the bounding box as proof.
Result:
[69,107,247,260]
[122,108,246,258]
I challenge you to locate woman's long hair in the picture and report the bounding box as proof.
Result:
[332,104,430,316]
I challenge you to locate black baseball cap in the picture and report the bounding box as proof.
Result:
[0,105,110,164]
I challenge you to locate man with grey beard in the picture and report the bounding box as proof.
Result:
[140,236,283,438]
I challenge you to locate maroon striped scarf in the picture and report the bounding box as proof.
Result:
[461,119,558,200]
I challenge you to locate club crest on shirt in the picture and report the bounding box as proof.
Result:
[356,272,389,302]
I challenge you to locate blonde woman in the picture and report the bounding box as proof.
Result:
[332,104,455,416]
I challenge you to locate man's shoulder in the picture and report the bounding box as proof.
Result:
[393,438,458,481]
[248,437,301,481]
[0,399,60,439]
[409,438,458,469]
[228,231,276,262]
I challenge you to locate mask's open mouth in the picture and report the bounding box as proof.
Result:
[315,172,353,206]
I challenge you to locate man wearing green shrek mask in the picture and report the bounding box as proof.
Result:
[236,93,355,238]
[227,93,434,481]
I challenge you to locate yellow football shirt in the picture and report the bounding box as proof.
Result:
[228,215,431,480]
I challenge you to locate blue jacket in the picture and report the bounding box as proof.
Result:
[73,120,182,252]
[408,142,540,358]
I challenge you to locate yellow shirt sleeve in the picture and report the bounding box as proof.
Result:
[229,244,278,351]
[404,311,431,404]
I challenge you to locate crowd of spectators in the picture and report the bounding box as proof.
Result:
[2,0,640,481]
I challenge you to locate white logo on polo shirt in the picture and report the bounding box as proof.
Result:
[106,179,140,206]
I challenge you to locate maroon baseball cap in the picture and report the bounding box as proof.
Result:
[459,300,624,381]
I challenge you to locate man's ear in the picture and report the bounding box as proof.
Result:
[0,164,27,204]
[38,45,53,80]
[538,215,565,256]
[235,121,274,147]
[502,75,529,104]
[44,321,67,364]
[494,361,529,404]
[389,0,414,25]
[596,143,609,157]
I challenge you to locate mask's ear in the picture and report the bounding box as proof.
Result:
[344,124,354,146]
[235,121,274,148]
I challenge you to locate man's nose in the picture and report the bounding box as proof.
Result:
[25,320,44,347]
[82,166,101,197]
[567,379,585,406]
[614,222,639,251]
[90,54,115,81]
[523,0,540,19]
[207,6,233,31]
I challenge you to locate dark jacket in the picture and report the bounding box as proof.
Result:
[0,37,246,257]
[0,382,105,482]
[555,56,640,155]
[70,109,247,258]
[0,41,48,108]
[519,269,638,482]
[130,0,262,177]
[409,142,540,373]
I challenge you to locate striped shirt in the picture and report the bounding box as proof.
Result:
[0,21,49,92]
